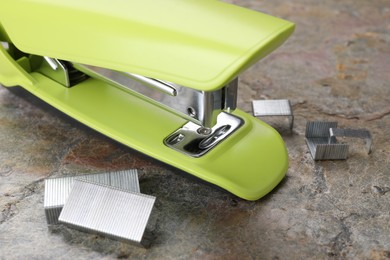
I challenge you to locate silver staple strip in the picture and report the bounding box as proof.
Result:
[252,99,292,116]
[252,99,294,130]
[313,143,349,160]
[305,137,349,160]
[305,121,372,160]
[58,179,155,246]
[44,169,139,224]
[305,121,338,138]
[305,121,346,160]
[329,128,372,153]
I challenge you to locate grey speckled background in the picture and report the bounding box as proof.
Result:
[1,0,389,259]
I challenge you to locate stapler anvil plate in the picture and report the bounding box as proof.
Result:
[0,0,294,200]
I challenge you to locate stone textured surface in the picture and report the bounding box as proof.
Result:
[1,0,389,259]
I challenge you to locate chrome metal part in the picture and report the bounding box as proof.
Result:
[305,121,372,160]
[73,64,238,128]
[164,112,243,157]
[125,73,177,96]
[34,58,89,87]
[197,127,213,135]
[58,180,156,246]
[43,56,59,71]
[44,170,139,224]
[37,57,70,87]
[252,99,294,130]
[224,78,238,112]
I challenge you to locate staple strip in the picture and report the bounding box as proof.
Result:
[305,137,328,158]
[329,128,372,153]
[305,121,373,160]
[305,121,338,138]
[314,143,349,160]
[58,180,155,245]
[306,138,349,160]
[252,99,292,116]
[44,169,139,224]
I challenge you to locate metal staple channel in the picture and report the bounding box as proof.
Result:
[44,169,139,224]
[58,179,156,246]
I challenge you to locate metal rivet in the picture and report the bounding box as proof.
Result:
[187,107,196,117]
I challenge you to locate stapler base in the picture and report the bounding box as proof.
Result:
[2,71,287,200]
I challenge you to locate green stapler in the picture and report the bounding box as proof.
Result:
[0,0,294,200]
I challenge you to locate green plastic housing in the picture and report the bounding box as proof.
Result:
[0,0,293,200]
[0,0,294,91]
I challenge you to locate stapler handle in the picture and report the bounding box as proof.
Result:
[0,0,294,91]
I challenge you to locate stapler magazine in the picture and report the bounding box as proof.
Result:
[0,0,294,200]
